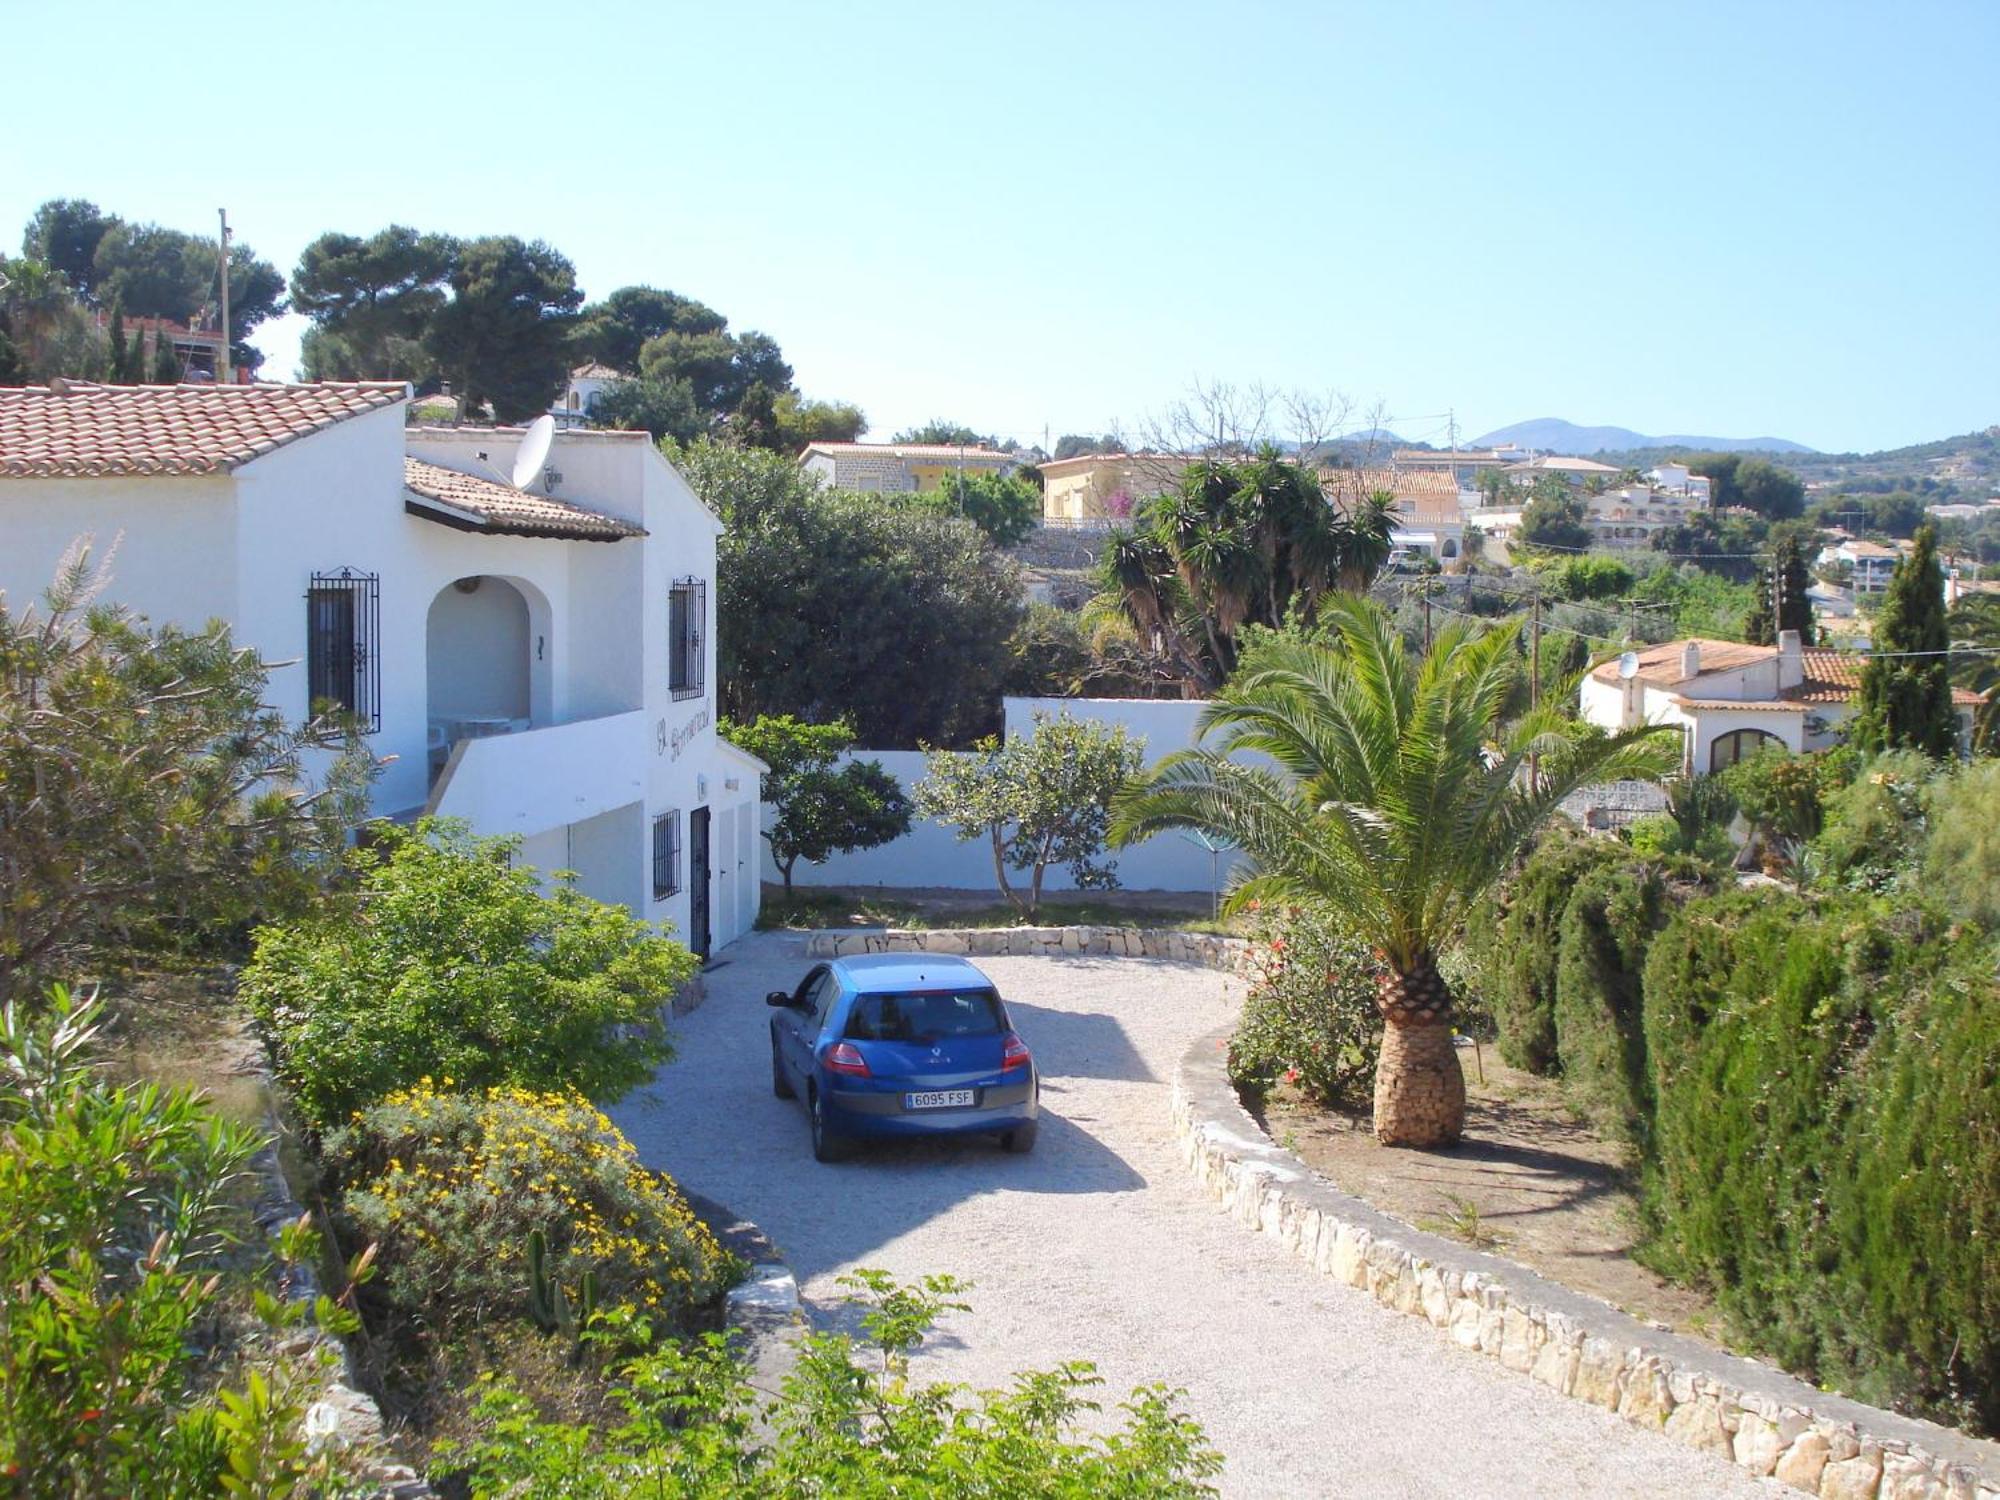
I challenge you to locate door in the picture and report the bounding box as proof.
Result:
[717,807,738,946]
[778,967,832,1084]
[689,806,711,960]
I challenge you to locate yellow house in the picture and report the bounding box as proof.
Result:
[1036,452,1185,526]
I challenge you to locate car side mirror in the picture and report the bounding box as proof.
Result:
[766,991,793,1008]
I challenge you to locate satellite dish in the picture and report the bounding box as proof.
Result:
[511,414,555,491]
[1617,651,1640,681]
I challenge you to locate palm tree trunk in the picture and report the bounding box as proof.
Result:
[1372,954,1466,1147]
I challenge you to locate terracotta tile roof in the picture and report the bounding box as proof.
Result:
[0,382,405,477]
[1323,466,1461,501]
[568,362,625,381]
[1794,649,1983,707]
[1589,637,1776,689]
[403,457,644,542]
[1034,451,1184,478]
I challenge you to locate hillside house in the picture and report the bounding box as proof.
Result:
[1036,451,1184,526]
[1327,466,1467,558]
[1578,631,1980,772]
[799,440,1018,493]
[0,381,762,957]
[552,362,623,428]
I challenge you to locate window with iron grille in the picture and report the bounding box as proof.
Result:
[305,568,380,732]
[652,810,681,900]
[669,576,706,700]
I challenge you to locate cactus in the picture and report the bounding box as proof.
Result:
[526,1228,598,1343]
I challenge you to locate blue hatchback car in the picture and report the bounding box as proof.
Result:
[767,954,1039,1162]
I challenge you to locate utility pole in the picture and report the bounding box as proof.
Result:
[1529,589,1543,709]
[216,208,233,386]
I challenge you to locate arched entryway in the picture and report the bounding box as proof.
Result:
[426,577,555,765]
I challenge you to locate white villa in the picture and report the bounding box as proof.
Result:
[552,362,623,428]
[1579,631,1981,773]
[0,381,761,958]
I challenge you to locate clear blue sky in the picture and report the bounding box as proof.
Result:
[7,0,1996,453]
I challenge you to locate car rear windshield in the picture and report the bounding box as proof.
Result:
[845,989,1005,1043]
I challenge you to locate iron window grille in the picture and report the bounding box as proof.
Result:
[652,810,681,900]
[305,568,381,732]
[669,576,706,700]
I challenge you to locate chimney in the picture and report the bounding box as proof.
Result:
[1778,629,1803,691]
[1680,641,1702,680]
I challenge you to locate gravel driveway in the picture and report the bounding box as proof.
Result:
[615,931,1776,1499]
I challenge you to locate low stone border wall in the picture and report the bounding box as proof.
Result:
[684,1189,807,1413]
[1171,1025,2000,1500]
[804,925,1251,971]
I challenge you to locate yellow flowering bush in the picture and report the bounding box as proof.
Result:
[325,1083,736,1332]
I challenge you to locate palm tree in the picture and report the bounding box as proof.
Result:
[1110,595,1676,1147]
[1095,450,1397,693]
[1948,592,2000,753]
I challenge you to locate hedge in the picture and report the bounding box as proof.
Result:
[1640,890,1999,1433]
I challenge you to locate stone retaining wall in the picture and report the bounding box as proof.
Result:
[1171,1025,2000,1500]
[804,925,1251,970]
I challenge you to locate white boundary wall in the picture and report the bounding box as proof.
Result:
[762,697,1249,895]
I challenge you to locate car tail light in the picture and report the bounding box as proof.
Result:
[1001,1032,1031,1071]
[823,1042,871,1077]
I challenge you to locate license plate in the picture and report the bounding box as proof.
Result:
[905,1088,976,1110]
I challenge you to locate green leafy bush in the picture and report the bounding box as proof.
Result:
[324,1082,735,1333]
[241,820,697,1129]
[440,1270,1222,1496]
[1227,903,1383,1108]
[0,989,378,1495]
[1808,752,1932,892]
[1623,814,1680,857]
[1641,889,2000,1432]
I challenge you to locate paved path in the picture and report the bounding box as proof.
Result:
[616,932,1776,1499]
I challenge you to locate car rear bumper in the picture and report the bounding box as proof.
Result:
[825,1077,1036,1137]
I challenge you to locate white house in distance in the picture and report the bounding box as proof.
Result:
[0,381,761,958]
[1578,631,1980,773]
[551,362,623,428]
[799,440,1019,493]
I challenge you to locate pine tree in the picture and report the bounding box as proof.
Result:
[1852,525,1958,757]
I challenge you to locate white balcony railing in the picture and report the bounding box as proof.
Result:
[425,710,647,837]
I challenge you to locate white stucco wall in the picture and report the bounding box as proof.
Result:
[768,698,1253,896]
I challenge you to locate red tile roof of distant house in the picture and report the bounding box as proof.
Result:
[1323,466,1462,502]
[403,457,643,541]
[1592,638,1981,707]
[0,382,406,477]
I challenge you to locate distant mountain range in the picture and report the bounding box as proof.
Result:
[1468,418,1816,456]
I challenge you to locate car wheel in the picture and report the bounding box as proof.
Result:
[809,1086,850,1163]
[1000,1121,1038,1154]
[771,1039,795,1099]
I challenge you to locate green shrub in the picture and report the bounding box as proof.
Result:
[1640,889,1999,1432]
[241,820,697,1129]
[1623,814,1679,857]
[1467,828,1621,1074]
[1809,751,1932,893]
[1227,903,1383,1107]
[1924,758,2000,928]
[325,1082,736,1333]
[441,1270,1222,1496]
[1552,861,1677,1141]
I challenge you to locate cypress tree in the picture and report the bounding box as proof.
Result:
[1773,534,1813,639]
[1852,525,1957,757]
[1743,580,1775,646]
[152,331,182,384]
[106,298,132,382]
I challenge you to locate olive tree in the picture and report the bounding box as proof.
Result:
[913,713,1145,917]
[0,540,374,1000]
